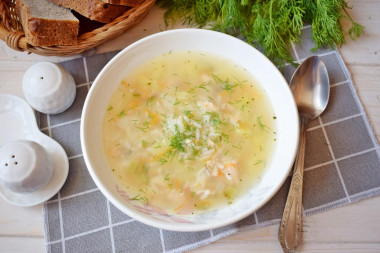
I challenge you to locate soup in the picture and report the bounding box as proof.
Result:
[103,51,276,214]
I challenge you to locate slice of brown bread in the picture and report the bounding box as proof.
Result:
[99,0,144,7]
[48,0,129,23]
[16,0,79,46]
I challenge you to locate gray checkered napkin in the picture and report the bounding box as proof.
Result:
[42,27,380,253]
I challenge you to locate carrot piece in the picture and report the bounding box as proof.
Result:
[174,199,186,212]
[224,163,239,170]
[202,144,220,163]
[174,194,193,214]
[151,147,172,162]
[145,108,160,125]
[174,179,181,191]
[218,170,225,177]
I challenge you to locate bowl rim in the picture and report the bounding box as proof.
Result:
[81,28,299,232]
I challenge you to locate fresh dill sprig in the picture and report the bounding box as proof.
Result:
[157,0,363,67]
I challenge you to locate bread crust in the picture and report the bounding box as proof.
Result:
[99,0,144,7]
[49,0,129,23]
[16,0,79,46]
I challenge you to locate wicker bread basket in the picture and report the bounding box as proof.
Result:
[0,0,156,56]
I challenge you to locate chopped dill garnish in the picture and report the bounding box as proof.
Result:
[255,160,263,165]
[173,99,180,105]
[130,194,142,201]
[257,116,270,132]
[137,121,151,132]
[212,74,240,92]
[198,82,210,92]
[191,146,201,157]
[188,86,196,93]
[232,141,242,149]
[189,81,211,93]
[218,132,230,142]
[130,192,149,204]
[107,105,113,111]
[170,124,186,152]
[160,158,168,165]
[146,96,155,106]
[206,112,224,128]
[163,171,170,182]
[142,140,149,148]
[118,109,126,118]
[194,101,201,111]
[184,110,193,117]
[144,166,150,185]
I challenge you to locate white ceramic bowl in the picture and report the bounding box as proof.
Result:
[81,29,299,232]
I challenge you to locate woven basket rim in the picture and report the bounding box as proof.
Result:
[0,0,156,56]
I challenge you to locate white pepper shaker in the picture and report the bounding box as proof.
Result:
[0,140,53,194]
[22,62,76,114]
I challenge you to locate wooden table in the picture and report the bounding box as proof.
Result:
[1,1,379,252]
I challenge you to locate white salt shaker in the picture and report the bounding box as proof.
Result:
[0,140,53,194]
[22,62,76,114]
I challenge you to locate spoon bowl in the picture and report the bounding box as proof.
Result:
[290,56,330,120]
[278,56,330,252]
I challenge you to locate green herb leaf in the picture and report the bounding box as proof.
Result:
[157,0,363,66]
[118,109,126,118]
[170,124,186,152]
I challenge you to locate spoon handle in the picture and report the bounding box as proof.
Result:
[278,119,307,253]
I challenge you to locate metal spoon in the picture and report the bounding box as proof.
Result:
[278,56,330,252]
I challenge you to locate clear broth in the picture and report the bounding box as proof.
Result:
[103,51,277,214]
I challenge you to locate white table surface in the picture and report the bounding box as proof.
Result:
[1,1,380,252]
